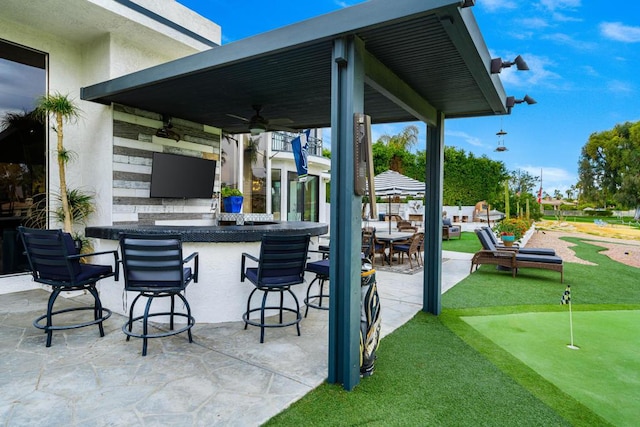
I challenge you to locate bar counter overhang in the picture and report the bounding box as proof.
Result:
[85,221,328,324]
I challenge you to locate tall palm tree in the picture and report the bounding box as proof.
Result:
[34,93,81,233]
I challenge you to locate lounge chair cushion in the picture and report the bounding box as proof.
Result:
[480,227,556,256]
[515,253,563,264]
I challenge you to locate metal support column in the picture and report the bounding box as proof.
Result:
[327,36,365,390]
[423,112,445,314]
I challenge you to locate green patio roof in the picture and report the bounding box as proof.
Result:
[81,0,506,133]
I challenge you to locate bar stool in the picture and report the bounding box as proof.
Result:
[304,259,330,317]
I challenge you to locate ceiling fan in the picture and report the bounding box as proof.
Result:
[155,114,181,142]
[227,105,295,135]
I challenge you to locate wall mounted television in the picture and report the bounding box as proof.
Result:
[150,152,216,199]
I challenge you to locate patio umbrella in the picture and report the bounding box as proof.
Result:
[371,170,425,234]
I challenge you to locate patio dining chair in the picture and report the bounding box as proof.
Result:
[390,232,424,268]
[118,234,199,356]
[18,226,118,347]
[240,234,310,343]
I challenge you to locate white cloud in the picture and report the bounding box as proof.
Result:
[600,22,640,43]
[518,18,549,30]
[607,80,634,95]
[445,130,485,148]
[480,0,518,12]
[542,33,597,50]
[581,65,599,77]
[518,165,576,195]
[551,12,582,23]
[538,0,581,12]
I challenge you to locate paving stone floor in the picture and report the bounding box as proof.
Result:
[0,251,471,426]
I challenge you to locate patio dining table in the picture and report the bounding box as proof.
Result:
[375,231,414,265]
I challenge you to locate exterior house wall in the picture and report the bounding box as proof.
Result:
[0,0,221,230]
[111,104,221,225]
[0,0,220,292]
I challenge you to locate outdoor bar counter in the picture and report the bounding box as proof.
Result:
[85,221,328,324]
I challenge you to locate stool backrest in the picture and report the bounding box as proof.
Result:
[256,234,310,287]
[18,227,80,283]
[119,234,186,291]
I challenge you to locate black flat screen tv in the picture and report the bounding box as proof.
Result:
[150,152,216,199]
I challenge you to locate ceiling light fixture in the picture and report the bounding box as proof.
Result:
[491,55,529,74]
[248,106,268,135]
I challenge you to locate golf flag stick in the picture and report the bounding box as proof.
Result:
[561,285,579,350]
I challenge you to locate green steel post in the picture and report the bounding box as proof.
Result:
[423,112,444,315]
[327,36,365,390]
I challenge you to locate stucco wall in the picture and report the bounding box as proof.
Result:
[0,1,221,230]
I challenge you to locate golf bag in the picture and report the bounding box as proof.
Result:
[360,258,381,377]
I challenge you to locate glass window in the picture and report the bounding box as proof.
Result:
[0,39,47,274]
[287,172,318,222]
[243,135,267,213]
[271,169,281,220]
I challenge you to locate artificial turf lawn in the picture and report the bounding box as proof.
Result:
[266,236,635,426]
[462,310,640,426]
[265,312,571,427]
[441,231,482,254]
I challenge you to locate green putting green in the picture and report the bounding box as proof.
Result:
[462,310,640,427]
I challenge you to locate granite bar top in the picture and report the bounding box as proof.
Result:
[85,221,329,243]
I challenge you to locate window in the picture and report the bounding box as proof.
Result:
[287,172,318,222]
[271,169,281,220]
[0,39,47,274]
[243,135,267,213]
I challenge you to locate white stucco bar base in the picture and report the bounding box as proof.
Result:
[85,222,328,324]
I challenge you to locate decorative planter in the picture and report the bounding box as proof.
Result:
[223,196,243,213]
[501,235,515,247]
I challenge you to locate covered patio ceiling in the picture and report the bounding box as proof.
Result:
[81,0,507,134]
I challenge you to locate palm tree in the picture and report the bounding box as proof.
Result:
[379,125,419,173]
[34,93,81,233]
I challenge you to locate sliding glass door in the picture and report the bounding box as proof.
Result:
[0,39,47,274]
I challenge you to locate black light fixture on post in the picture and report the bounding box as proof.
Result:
[491,55,529,74]
[506,94,536,113]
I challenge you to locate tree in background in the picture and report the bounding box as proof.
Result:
[371,125,424,181]
[578,120,640,214]
[501,169,542,220]
[442,146,508,206]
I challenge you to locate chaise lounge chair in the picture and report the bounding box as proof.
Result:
[480,227,556,256]
[442,218,461,240]
[471,229,564,282]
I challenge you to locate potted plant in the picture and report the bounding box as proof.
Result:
[499,231,516,247]
[493,218,531,247]
[221,186,243,213]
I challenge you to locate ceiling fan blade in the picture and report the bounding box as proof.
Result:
[226,113,249,122]
[269,117,294,125]
[270,124,299,133]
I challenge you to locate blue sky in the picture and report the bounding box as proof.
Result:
[177,0,640,196]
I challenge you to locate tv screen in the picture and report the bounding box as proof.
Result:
[150,152,216,198]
